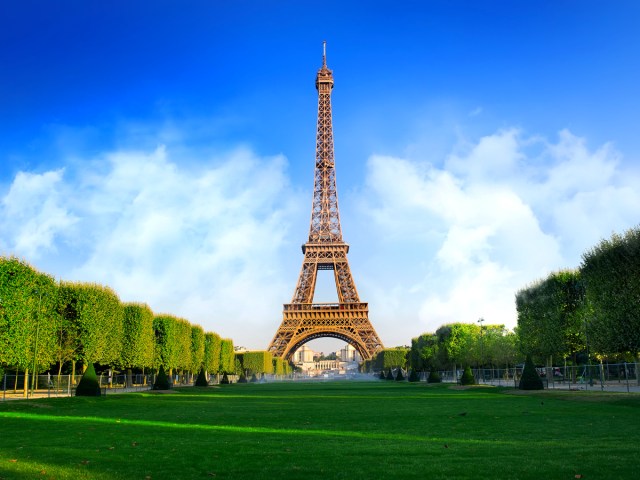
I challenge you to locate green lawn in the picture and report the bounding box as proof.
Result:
[0,381,638,479]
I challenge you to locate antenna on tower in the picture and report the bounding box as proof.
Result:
[322,40,327,66]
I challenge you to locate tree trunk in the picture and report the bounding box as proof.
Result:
[71,360,76,386]
[126,368,133,388]
[23,368,29,397]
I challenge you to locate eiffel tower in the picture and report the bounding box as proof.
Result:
[268,43,384,361]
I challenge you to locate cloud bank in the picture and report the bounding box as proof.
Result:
[355,129,639,345]
[1,127,638,349]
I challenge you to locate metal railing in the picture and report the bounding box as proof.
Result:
[431,362,640,393]
[0,373,202,401]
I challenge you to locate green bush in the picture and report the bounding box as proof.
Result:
[220,373,231,384]
[385,368,394,380]
[153,365,171,390]
[408,369,420,382]
[250,374,258,383]
[76,363,102,396]
[519,355,544,390]
[427,370,442,383]
[195,366,208,387]
[378,370,386,380]
[395,369,405,381]
[237,374,247,383]
[460,366,476,385]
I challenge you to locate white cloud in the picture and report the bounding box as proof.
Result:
[1,169,78,258]
[2,125,638,351]
[0,143,303,347]
[356,128,639,344]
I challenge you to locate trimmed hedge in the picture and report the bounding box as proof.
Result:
[153,365,171,390]
[195,366,208,387]
[76,363,101,396]
[460,366,476,385]
[427,370,442,383]
[519,355,544,390]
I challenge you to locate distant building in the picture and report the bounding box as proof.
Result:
[338,343,361,363]
[292,344,315,363]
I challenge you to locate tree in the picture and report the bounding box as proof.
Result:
[242,351,273,377]
[219,339,235,374]
[190,325,205,375]
[153,315,180,375]
[0,257,59,396]
[58,281,124,368]
[516,270,585,364]
[375,348,409,371]
[410,333,440,372]
[204,332,221,376]
[120,303,154,385]
[436,323,480,373]
[581,227,640,357]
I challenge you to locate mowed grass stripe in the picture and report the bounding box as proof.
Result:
[1,381,638,480]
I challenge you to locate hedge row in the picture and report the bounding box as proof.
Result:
[0,256,235,379]
[517,225,640,361]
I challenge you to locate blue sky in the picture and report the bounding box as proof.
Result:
[1,1,639,351]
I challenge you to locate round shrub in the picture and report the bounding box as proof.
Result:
[76,363,101,396]
[153,365,171,390]
[460,366,476,385]
[195,367,208,387]
[408,369,420,382]
[519,355,544,390]
[427,370,442,383]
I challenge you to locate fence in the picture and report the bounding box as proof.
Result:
[433,362,640,393]
[0,372,199,401]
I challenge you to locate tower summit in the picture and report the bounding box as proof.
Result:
[268,43,384,360]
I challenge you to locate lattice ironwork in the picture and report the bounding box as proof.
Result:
[268,43,384,361]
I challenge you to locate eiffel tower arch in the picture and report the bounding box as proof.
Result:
[268,43,384,361]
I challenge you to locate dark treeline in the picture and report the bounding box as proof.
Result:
[0,256,237,394]
[516,225,640,365]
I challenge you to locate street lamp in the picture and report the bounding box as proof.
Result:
[477,318,485,383]
[30,289,44,398]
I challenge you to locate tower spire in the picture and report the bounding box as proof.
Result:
[323,40,327,66]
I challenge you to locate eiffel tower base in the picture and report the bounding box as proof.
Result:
[268,302,382,361]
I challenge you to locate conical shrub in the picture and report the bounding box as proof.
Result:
[460,366,476,385]
[385,368,394,380]
[378,370,386,380]
[250,374,258,383]
[427,370,442,383]
[195,367,208,387]
[408,369,420,382]
[519,355,544,390]
[76,362,101,396]
[153,365,171,390]
[395,368,405,381]
[220,373,231,384]
[238,374,248,383]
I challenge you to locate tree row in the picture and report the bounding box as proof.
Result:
[0,256,236,392]
[516,225,640,365]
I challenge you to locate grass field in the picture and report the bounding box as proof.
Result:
[0,381,638,479]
